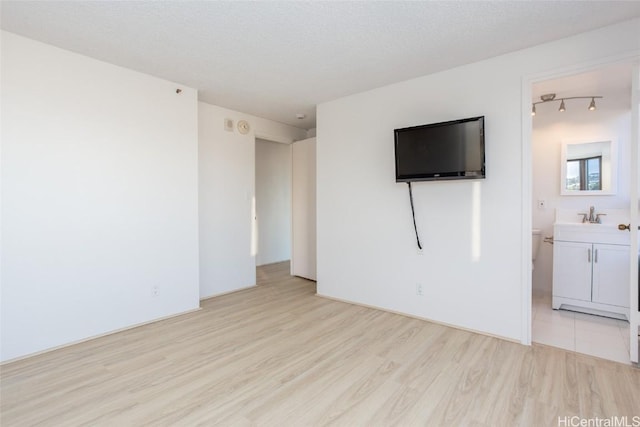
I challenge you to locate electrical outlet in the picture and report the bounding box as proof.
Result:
[416,247,424,255]
[152,285,159,297]
[416,283,423,296]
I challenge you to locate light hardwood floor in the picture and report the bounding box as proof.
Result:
[2,261,639,426]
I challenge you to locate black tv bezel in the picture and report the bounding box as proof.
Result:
[394,116,486,183]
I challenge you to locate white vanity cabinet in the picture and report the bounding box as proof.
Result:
[552,223,630,320]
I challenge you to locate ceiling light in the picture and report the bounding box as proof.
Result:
[296,113,306,120]
[531,93,602,116]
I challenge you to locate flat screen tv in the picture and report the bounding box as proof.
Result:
[394,116,485,182]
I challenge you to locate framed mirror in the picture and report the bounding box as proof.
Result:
[560,139,617,195]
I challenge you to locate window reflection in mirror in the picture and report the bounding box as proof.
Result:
[561,140,616,195]
[566,156,601,191]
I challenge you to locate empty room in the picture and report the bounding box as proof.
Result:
[1,1,639,426]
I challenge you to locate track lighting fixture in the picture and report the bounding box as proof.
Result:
[532,93,602,116]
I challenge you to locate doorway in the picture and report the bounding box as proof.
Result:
[528,61,639,364]
[255,138,292,268]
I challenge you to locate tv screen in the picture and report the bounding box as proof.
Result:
[394,116,485,182]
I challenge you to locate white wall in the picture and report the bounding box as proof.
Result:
[255,139,291,266]
[1,32,200,362]
[316,19,640,342]
[532,94,631,294]
[199,103,306,298]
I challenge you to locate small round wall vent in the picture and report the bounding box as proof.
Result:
[237,120,250,135]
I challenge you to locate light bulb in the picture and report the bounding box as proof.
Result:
[559,99,565,112]
[588,98,596,111]
[531,104,536,116]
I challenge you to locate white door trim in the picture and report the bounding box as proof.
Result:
[629,63,639,364]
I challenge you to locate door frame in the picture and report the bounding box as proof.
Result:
[629,63,639,363]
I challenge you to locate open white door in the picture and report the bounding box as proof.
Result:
[291,137,317,281]
[629,64,640,364]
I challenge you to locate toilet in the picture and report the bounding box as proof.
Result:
[532,229,542,269]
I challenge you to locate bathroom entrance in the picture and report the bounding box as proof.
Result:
[529,61,639,364]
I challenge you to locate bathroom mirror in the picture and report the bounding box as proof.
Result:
[560,139,617,195]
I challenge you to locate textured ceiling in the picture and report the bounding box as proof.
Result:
[2,1,640,130]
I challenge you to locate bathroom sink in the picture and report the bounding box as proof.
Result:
[554,222,629,245]
[553,222,618,231]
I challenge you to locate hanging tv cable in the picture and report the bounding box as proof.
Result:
[407,182,422,250]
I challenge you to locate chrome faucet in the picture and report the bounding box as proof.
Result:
[578,206,606,224]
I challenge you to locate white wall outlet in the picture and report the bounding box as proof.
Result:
[416,283,423,296]
[537,199,546,209]
[416,247,424,255]
[152,285,159,297]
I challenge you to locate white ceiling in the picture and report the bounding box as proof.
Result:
[2,1,640,130]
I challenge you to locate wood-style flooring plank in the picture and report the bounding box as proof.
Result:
[1,260,638,426]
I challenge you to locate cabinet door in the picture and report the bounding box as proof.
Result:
[553,241,592,302]
[592,244,630,307]
[291,137,316,281]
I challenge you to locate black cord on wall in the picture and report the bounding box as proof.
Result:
[407,182,422,250]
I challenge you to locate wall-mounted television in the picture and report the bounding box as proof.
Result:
[394,116,485,182]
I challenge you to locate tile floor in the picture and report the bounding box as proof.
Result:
[532,290,632,364]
